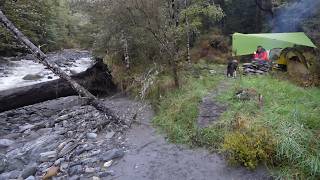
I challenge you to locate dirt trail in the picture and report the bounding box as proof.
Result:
[107,91,269,180]
[197,81,230,128]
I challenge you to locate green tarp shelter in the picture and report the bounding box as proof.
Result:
[232,32,317,56]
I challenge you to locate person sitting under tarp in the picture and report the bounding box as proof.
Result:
[253,46,269,62]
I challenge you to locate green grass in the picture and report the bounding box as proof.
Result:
[217,75,320,179]
[152,63,224,146]
[151,63,320,179]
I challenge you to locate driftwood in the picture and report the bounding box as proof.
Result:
[0,60,117,113]
[0,10,117,117]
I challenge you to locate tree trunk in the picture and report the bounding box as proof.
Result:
[0,60,117,112]
[121,31,130,69]
[185,0,191,64]
[0,10,117,118]
[171,0,180,88]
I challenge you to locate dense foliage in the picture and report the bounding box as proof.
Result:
[0,0,78,54]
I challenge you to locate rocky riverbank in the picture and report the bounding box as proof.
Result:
[0,95,138,180]
[0,93,270,180]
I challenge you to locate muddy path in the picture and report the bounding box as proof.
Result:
[197,81,230,128]
[109,92,269,180]
[0,83,269,179]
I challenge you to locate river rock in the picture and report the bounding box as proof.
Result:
[99,171,114,178]
[60,162,69,173]
[0,154,8,173]
[0,170,21,179]
[103,160,113,168]
[22,74,43,81]
[20,164,37,179]
[105,131,115,140]
[100,149,125,162]
[40,151,57,162]
[54,158,65,166]
[69,165,83,176]
[25,175,36,180]
[85,167,96,173]
[19,124,35,132]
[0,139,14,148]
[86,133,97,139]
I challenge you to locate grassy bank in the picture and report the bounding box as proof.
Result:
[218,76,320,179]
[152,64,320,179]
[152,63,224,146]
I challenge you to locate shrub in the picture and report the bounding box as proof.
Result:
[222,127,276,169]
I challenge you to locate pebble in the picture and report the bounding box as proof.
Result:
[85,167,96,173]
[103,160,113,168]
[86,133,98,139]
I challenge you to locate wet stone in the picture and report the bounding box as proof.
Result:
[0,93,128,179]
[40,151,57,162]
[60,162,69,173]
[85,167,96,173]
[105,131,115,140]
[99,171,113,178]
[25,175,36,180]
[0,170,20,179]
[69,165,83,176]
[0,139,14,148]
[21,164,37,179]
[0,154,8,173]
[54,158,65,166]
[100,149,125,162]
[19,124,35,132]
[86,133,97,139]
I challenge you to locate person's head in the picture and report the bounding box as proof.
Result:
[257,46,263,52]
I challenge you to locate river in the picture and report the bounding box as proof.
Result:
[0,49,93,91]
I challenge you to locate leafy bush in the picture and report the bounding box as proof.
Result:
[222,127,276,169]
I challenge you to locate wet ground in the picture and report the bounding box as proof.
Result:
[110,95,269,180]
[0,93,270,180]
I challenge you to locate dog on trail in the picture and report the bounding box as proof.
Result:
[227,60,238,78]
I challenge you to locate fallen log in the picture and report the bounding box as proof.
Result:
[0,10,117,118]
[0,60,117,113]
